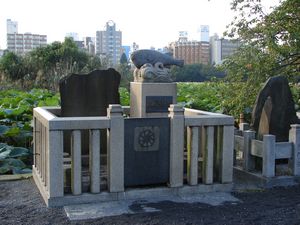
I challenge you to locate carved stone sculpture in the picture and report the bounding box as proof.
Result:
[131,49,184,69]
[134,62,172,83]
[130,49,184,83]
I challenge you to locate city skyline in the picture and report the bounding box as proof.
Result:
[0,0,279,50]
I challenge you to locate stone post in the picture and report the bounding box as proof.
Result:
[107,104,124,192]
[289,124,300,176]
[221,125,234,183]
[243,130,256,171]
[47,130,64,198]
[262,135,276,178]
[168,104,184,187]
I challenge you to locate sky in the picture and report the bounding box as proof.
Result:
[0,0,279,50]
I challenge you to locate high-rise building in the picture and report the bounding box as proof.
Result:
[83,37,95,55]
[96,20,122,67]
[210,34,241,65]
[7,33,47,55]
[210,34,222,65]
[199,25,209,42]
[169,38,210,65]
[7,19,18,34]
[65,32,80,41]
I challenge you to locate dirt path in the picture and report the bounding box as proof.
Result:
[1,178,300,225]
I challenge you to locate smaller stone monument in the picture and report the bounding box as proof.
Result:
[251,75,300,141]
[130,49,184,118]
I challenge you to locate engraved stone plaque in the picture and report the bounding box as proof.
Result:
[146,96,173,113]
[124,118,170,187]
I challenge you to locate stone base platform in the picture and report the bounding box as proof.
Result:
[35,170,232,207]
[233,167,300,189]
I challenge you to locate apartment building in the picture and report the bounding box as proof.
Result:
[169,39,210,65]
[7,33,47,55]
[210,34,241,65]
[95,20,122,67]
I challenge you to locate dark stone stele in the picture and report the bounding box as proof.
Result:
[60,69,121,117]
[59,69,121,155]
[251,75,300,142]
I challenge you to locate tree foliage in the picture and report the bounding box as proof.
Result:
[0,38,103,91]
[116,53,132,89]
[120,52,128,65]
[220,0,300,120]
[0,52,26,81]
[224,0,300,81]
[171,64,225,82]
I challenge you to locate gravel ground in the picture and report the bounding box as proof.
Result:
[1,178,300,225]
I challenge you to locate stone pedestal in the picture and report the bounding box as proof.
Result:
[130,82,177,118]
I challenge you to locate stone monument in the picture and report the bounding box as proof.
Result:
[60,69,120,117]
[124,49,184,186]
[59,69,121,155]
[251,75,300,141]
[130,49,184,117]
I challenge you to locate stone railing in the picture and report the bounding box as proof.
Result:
[234,123,300,178]
[181,108,234,185]
[33,105,235,207]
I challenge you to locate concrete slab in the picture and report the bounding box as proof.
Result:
[64,192,240,221]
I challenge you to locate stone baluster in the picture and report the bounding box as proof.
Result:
[187,126,199,185]
[89,130,101,193]
[71,130,82,195]
[203,126,214,184]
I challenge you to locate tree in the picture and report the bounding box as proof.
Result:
[117,53,132,89]
[171,64,225,82]
[0,38,105,90]
[224,0,300,81]
[0,52,26,81]
[220,0,300,120]
[120,52,128,65]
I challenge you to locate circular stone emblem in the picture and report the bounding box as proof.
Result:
[138,128,155,148]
